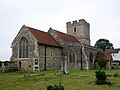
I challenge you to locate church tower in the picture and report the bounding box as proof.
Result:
[66,19,90,45]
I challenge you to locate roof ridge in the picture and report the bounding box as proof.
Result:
[50,28,80,44]
[26,26,47,33]
[51,28,77,38]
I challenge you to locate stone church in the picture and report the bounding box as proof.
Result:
[10,19,112,72]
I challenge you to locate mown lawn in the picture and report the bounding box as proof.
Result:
[0,69,120,90]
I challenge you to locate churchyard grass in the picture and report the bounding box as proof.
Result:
[0,70,120,90]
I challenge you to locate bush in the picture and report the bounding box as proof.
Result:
[97,58,107,69]
[95,80,106,85]
[95,70,107,85]
[47,83,64,90]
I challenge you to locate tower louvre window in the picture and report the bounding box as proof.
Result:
[73,27,77,33]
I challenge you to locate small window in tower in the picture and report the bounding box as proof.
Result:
[73,27,77,33]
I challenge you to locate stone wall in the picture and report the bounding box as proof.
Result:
[37,44,63,71]
[11,25,38,71]
[63,46,82,70]
[82,45,101,69]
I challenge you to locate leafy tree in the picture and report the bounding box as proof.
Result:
[94,39,114,51]
[97,58,107,69]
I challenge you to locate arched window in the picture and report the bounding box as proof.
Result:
[69,50,75,63]
[19,37,28,58]
[89,52,93,63]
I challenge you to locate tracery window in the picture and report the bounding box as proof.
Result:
[19,37,28,58]
[69,50,75,62]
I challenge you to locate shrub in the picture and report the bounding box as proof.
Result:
[95,70,107,85]
[95,80,105,85]
[97,58,107,69]
[47,83,64,90]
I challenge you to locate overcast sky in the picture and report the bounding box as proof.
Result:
[0,0,120,61]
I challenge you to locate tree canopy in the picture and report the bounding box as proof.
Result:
[96,58,107,69]
[94,39,114,51]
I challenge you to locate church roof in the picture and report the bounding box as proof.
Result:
[27,26,61,47]
[54,30,80,43]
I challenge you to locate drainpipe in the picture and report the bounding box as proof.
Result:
[81,46,83,70]
[44,45,47,71]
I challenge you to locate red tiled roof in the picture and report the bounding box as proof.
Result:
[55,30,79,43]
[27,26,60,47]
